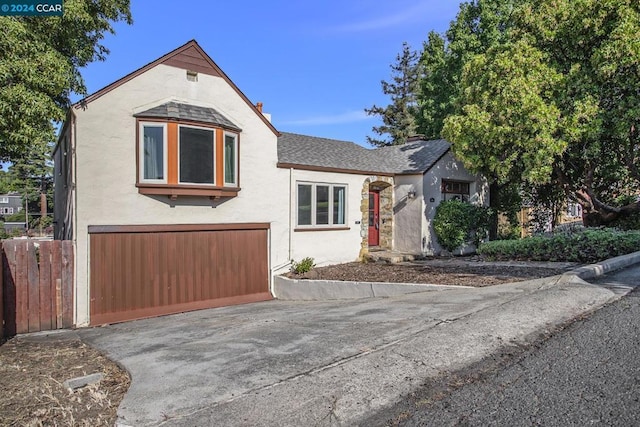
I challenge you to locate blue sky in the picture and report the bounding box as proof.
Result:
[77,1,463,147]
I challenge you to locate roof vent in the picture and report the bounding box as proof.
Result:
[186,70,198,82]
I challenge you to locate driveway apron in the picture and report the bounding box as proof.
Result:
[77,275,620,426]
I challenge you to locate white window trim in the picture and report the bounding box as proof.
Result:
[0,197,8,203]
[223,131,238,187]
[296,182,348,228]
[139,122,168,184]
[178,124,216,186]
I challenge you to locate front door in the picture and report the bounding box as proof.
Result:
[368,191,380,246]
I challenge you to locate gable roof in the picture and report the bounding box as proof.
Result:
[277,133,450,175]
[376,139,451,174]
[277,132,390,174]
[75,40,278,136]
[134,102,241,132]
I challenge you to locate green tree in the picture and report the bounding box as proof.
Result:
[417,0,523,140]
[0,167,11,194]
[1,142,54,230]
[417,0,526,239]
[365,42,420,146]
[442,0,640,226]
[417,31,451,140]
[0,0,132,162]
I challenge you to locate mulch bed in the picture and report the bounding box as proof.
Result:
[287,261,570,287]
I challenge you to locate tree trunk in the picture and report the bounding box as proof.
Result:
[579,193,640,227]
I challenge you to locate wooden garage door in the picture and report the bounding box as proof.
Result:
[89,223,271,325]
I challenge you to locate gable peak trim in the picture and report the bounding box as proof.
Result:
[73,40,279,136]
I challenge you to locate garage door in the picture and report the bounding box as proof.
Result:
[88,223,271,325]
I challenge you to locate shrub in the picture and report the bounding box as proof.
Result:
[433,200,492,252]
[291,257,315,274]
[4,212,26,222]
[478,227,640,263]
[497,221,521,240]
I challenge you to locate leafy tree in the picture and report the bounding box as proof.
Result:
[1,142,53,230]
[417,0,523,140]
[442,0,640,226]
[0,0,132,162]
[417,31,451,140]
[0,168,11,194]
[417,0,526,238]
[365,42,420,146]
[442,40,564,186]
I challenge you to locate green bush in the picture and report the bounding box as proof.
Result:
[433,200,492,252]
[291,257,315,274]
[478,227,640,263]
[4,212,25,222]
[497,221,521,240]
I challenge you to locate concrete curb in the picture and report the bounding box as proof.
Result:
[272,275,471,301]
[564,250,640,281]
[274,250,640,301]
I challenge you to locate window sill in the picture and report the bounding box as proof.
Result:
[137,183,240,200]
[294,227,350,232]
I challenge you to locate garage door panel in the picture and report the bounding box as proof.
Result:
[89,224,271,325]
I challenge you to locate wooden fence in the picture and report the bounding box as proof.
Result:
[1,240,74,339]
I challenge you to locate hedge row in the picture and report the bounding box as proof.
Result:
[478,228,640,263]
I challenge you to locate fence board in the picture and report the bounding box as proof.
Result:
[2,241,17,337]
[39,241,53,331]
[0,240,74,339]
[61,241,73,328]
[27,240,40,333]
[51,242,62,329]
[0,242,3,340]
[15,242,28,334]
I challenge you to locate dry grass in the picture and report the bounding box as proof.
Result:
[0,335,130,426]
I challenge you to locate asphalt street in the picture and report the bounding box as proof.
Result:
[367,265,640,426]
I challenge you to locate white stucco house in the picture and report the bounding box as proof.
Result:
[53,40,488,326]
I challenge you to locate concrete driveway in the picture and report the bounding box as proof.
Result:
[76,268,634,427]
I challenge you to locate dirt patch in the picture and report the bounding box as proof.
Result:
[0,335,130,426]
[288,261,570,287]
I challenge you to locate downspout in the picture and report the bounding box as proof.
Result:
[268,167,294,297]
[288,167,293,262]
[71,114,81,327]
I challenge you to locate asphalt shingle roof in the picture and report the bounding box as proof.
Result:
[376,139,451,174]
[134,102,241,131]
[277,132,450,175]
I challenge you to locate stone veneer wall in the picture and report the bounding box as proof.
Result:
[359,176,394,259]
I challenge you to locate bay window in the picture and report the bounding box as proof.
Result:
[136,119,240,199]
[140,123,167,183]
[224,132,237,186]
[179,126,215,184]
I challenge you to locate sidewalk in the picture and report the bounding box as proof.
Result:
[75,253,640,426]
